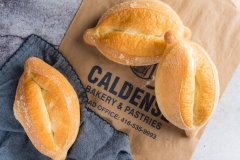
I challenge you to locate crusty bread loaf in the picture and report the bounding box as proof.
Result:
[13,57,80,160]
[155,31,219,137]
[83,0,191,66]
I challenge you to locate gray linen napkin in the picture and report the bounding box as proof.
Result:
[0,34,134,160]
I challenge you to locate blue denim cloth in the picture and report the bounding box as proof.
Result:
[0,35,134,160]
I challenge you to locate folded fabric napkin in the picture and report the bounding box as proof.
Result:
[0,34,134,160]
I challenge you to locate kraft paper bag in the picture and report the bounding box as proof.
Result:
[59,0,240,159]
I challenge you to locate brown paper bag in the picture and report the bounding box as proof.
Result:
[59,0,240,159]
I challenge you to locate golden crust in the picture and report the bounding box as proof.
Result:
[13,57,80,160]
[83,0,191,66]
[155,31,219,137]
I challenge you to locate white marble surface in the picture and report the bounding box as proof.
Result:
[1,0,240,159]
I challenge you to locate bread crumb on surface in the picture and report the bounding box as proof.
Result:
[119,54,124,59]
[130,3,137,8]
[16,100,20,107]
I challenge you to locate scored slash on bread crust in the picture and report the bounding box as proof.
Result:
[83,0,191,66]
[13,57,80,160]
[155,31,219,137]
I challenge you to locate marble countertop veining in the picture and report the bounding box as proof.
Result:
[1,0,240,159]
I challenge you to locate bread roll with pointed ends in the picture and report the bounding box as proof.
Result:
[13,57,80,160]
[155,30,219,137]
[83,0,191,66]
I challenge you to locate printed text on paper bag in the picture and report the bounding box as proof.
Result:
[86,65,169,139]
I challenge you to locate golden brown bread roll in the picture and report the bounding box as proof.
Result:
[13,57,80,160]
[83,0,191,66]
[155,31,220,137]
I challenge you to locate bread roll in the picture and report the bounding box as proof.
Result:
[155,31,219,137]
[13,57,80,160]
[83,0,191,66]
